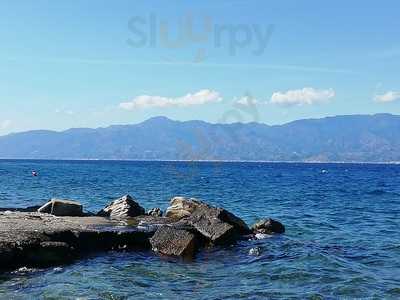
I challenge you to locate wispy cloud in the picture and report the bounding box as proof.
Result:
[119,90,222,110]
[270,87,335,106]
[0,120,12,130]
[374,91,400,103]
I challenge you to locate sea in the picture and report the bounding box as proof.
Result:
[0,160,399,299]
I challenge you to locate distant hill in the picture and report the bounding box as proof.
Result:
[1,114,400,162]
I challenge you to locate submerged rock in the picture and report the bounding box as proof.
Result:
[252,218,285,234]
[150,226,198,257]
[38,199,83,217]
[147,208,163,217]
[97,195,145,218]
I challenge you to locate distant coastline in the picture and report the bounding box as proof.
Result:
[2,114,400,163]
[1,158,400,165]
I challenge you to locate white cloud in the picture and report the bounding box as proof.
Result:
[119,90,222,110]
[374,91,400,103]
[0,120,11,130]
[235,96,259,106]
[270,87,335,106]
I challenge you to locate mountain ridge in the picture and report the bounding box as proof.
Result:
[1,114,400,162]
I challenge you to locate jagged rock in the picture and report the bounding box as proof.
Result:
[97,195,145,218]
[165,197,200,219]
[147,208,163,217]
[166,197,251,245]
[252,218,285,234]
[150,226,198,257]
[38,199,83,216]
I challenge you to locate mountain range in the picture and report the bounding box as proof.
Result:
[1,113,400,162]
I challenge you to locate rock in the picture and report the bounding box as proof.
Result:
[252,218,285,234]
[165,197,251,245]
[0,206,41,213]
[150,226,198,257]
[147,208,163,217]
[135,215,174,233]
[0,199,275,270]
[38,199,83,216]
[0,211,153,271]
[97,195,145,218]
[27,242,75,267]
[165,197,200,219]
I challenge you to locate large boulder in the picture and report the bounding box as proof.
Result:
[165,197,251,245]
[252,218,285,234]
[38,199,83,217]
[150,226,198,257]
[165,197,200,219]
[97,195,145,218]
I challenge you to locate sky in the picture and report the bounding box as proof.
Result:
[0,0,399,135]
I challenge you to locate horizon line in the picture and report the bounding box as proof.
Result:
[1,158,400,165]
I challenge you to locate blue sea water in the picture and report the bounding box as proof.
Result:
[0,160,399,299]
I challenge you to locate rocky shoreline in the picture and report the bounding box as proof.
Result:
[0,195,285,272]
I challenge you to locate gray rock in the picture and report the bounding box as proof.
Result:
[0,199,267,269]
[38,199,83,216]
[165,197,251,245]
[252,218,285,234]
[147,208,163,217]
[183,213,231,244]
[165,197,200,219]
[27,242,75,266]
[136,215,174,233]
[0,211,152,271]
[150,226,198,257]
[0,206,41,213]
[97,195,145,218]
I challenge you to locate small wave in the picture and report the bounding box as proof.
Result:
[254,233,273,240]
[11,267,38,274]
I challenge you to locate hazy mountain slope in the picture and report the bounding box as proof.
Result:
[1,114,400,162]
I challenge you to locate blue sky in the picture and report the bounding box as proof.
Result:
[0,0,399,135]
